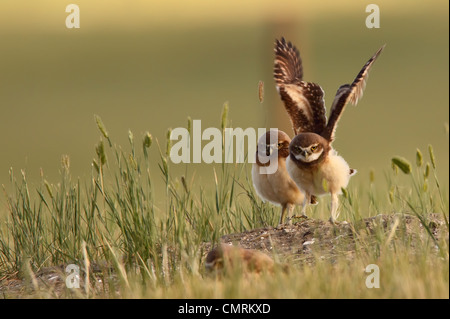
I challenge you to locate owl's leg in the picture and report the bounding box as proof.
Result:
[284,203,296,224]
[279,204,287,225]
[280,203,296,224]
[301,193,310,217]
[330,193,339,223]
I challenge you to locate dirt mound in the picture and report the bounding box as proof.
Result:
[207,213,446,266]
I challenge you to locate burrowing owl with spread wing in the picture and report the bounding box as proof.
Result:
[274,37,384,223]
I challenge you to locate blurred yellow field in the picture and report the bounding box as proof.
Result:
[0,0,447,191]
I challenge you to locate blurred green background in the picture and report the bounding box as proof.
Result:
[0,0,448,207]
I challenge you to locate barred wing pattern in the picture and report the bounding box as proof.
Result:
[274,38,327,135]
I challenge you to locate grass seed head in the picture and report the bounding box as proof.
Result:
[166,128,172,157]
[94,115,111,147]
[258,80,264,103]
[96,140,107,166]
[128,130,134,146]
[144,132,153,148]
[391,157,412,175]
[143,132,153,148]
[61,154,70,171]
[143,132,153,159]
[92,159,100,173]
[416,148,423,167]
[428,144,436,169]
[187,116,192,135]
[424,163,430,179]
[221,102,229,131]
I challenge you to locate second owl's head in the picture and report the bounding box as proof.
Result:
[256,129,291,162]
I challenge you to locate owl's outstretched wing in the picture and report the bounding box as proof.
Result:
[274,38,327,136]
[274,37,303,84]
[321,45,385,142]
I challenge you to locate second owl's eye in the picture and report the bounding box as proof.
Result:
[311,145,318,151]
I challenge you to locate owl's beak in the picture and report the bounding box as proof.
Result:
[258,144,272,157]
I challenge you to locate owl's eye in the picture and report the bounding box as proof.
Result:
[277,143,282,148]
[311,145,318,151]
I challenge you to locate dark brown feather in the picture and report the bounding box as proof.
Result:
[274,38,327,135]
[274,37,303,84]
[278,85,312,135]
[279,82,327,135]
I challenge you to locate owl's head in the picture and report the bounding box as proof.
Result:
[256,129,291,161]
[289,132,330,163]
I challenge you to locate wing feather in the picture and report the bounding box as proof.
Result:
[274,37,303,85]
[274,38,327,135]
[321,45,385,142]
